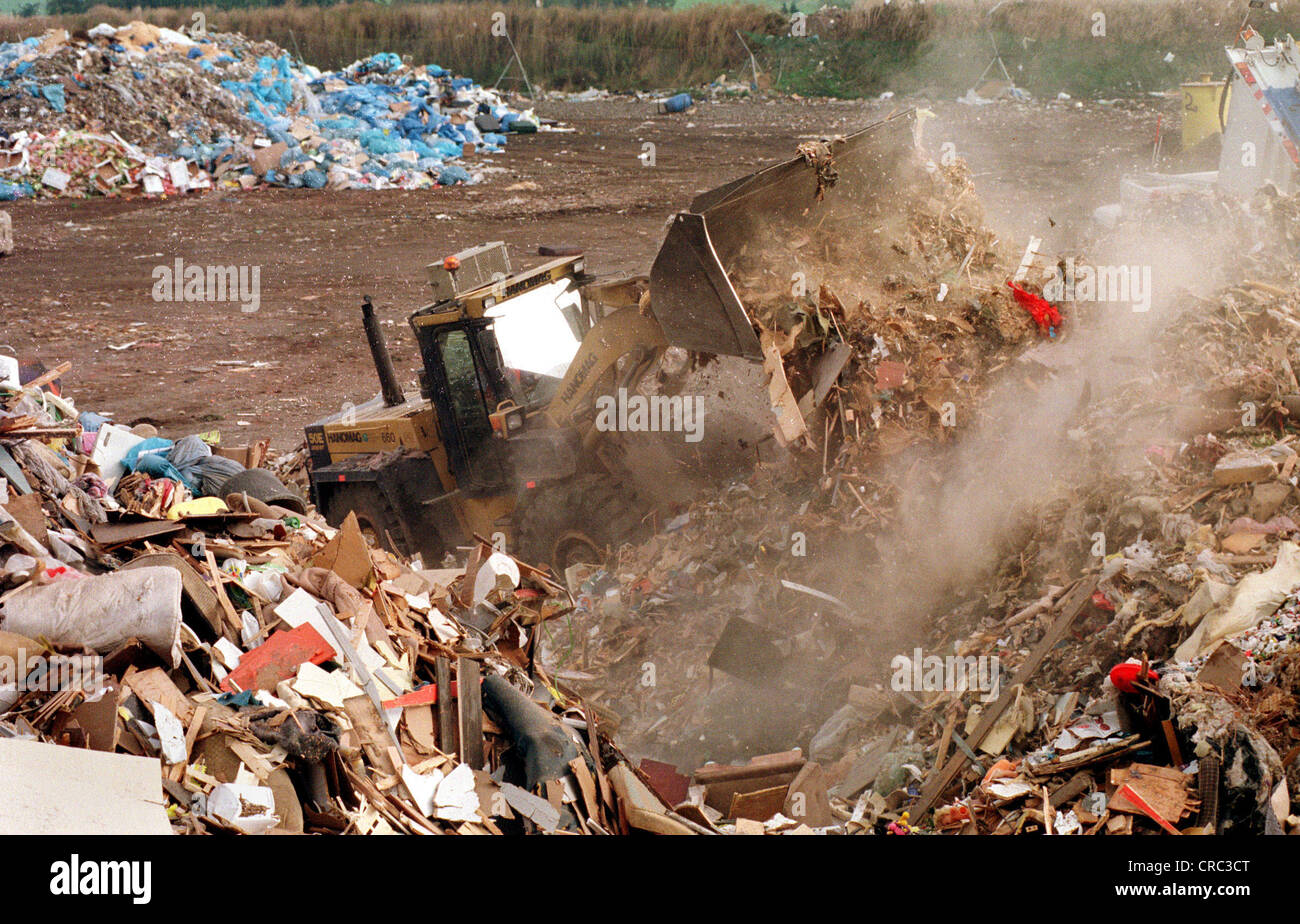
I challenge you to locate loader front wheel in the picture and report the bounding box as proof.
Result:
[323,483,442,565]
[515,474,644,573]
[552,530,604,574]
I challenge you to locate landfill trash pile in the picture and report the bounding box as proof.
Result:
[735,156,1040,458]
[543,147,1042,758]
[872,272,1300,835]
[541,172,1300,834]
[0,21,542,201]
[0,372,707,836]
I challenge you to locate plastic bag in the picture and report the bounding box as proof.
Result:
[1,567,182,666]
[169,434,244,496]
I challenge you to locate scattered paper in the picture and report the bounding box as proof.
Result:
[207,782,279,835]
[434,763,481,822]
[151,700,187,765]
[292,662,362,709]
[402,764,444,816]
[275,588,344,659]
[985,778,1034,800]
[213,637,243,670]
[1052,711,1121,751]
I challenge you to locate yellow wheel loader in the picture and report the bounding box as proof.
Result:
[304,111,917,569]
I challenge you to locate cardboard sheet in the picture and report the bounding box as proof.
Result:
[0,737,172,835]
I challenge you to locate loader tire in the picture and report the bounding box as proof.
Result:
[515,474,643,572]
[323,483,442,565]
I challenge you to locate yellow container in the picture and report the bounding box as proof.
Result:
[1182,73,1229,150]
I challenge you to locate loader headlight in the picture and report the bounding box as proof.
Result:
[491,404,526,439]
[572,259,585,274]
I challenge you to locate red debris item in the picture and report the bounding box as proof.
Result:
[875,360,908,391]
[1007,281,1062,334]
[381,681,459,710]
[981,758,1019,787]
[1092,590,1116,612]
[629,577,654,599]
[220,623,335,693]
[639,758,691,807]
[1109,661,1159,694]
[1144,445,1174,465]
[934,803,972,829]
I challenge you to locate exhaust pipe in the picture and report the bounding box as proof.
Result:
[362,295,405,408]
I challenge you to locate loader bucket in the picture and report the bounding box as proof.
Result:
[649,109,920,361]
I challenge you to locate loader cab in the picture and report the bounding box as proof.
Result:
[411,248,590,496]
[420,319,510,494]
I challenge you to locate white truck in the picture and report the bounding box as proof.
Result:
[1101,26,1300,224]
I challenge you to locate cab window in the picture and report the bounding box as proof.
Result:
[437,328,494,448]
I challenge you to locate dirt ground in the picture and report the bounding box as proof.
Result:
[0,95,1178,450]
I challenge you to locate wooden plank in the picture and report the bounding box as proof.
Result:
[693,750,804,784]
[703,772,798,816]
[204,548,243,637]
[404,704,438,754]
[228,740,276,781]
[783,761,834,828]
[123,667,195,726]
[1116,783,1182,835]
[0,427,80,439]
[606,765,695,835]
[20,361,71,392]
[582,704,615,820]
[1027,737,1147,777]
[1049,770,1093,808]
[382,681,458,711]
[1109,764,1190,824]
[909,575,1098,819]
[935,707,957,769]
[344,694,398,779]
[183,705,207,764]
[341,762,443,836]
[729,784,788,822]
[89,519,185,548]
[569,757,604,829]
[435,655,456,755]
[456,657,484,770]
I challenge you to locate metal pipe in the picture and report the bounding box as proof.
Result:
[361,295,404,407]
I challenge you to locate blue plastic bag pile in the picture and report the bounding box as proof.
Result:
[0,24,542,196]
[211,50,527,190]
